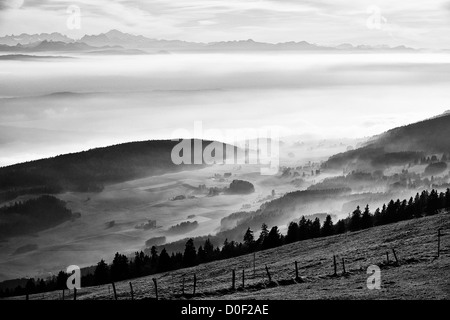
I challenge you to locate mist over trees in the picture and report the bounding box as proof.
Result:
[424,162,448,176]
[2,188,448,298]
[0,195,79,239]
[0,140,213,202]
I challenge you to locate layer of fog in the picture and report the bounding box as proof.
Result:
[1,53,450,166]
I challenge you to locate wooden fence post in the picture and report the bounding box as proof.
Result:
[392,248,399,265]
[129,282,134,300]
[152,278,158,300]
[193,274,197,296]
[295,261,299,280]
[386,252,389,264]
[265,265,272,282]
[242,269,245,289]
[112,282,117,300]
[73,287,77,301]
[62,289,65,301]
[438,229,441,258]
[342,258,346,274]
[231,269,235,290]
[333,255,337,276]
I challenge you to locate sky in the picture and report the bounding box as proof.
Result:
[0,0,450,49]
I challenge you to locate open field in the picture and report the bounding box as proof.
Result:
[9,211,449,300]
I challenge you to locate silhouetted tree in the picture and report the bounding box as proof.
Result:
[263,226,282,249]
[286,221,299,243]
[183,238,197,267]
[25,278,36,294]
[258,223,269,246]
[158,248,171,272]
[222,238,238,258]
[94,259,109,285]
[243,227,255,251]
[311,218,321,238]
[196,245,205,263]
[132,251,146,277]
[335,219,346,234]
[427,189,440,215]
[56,271,68,290]
[361,205,373,229]
[298,216,309,240]
[111,252,129,281]
[349,206,362,231]
[321,215,334,237]
[150,246,158,271]
[203,238,214,261]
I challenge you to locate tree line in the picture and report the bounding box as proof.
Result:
[1,188,449,298]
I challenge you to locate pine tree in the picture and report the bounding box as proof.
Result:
[111,252,129,281]
[311,218,321,238]
[56,271,68,290]
[321,215,334,237]
[427,189,440,215]
[197,246,206,263]
[286,221,299,243]
[243,227,255,250]
[361,205,373,229]
[203,238,214,261]
[264,226,282,249]
[150,246,158,266]
[94,259,109,285]
[349,206,362,231]
[298,216,309,240]
[258,223,269,245]
[335,219,346,234]
[25,278,36,294]
[221,238,237,258]
[183,238,197,267]
[158,248,171,272]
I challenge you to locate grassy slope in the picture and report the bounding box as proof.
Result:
[12,211,450,300]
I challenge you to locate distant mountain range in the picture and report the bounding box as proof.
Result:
[0,29,418,54]
[0,32,74,46]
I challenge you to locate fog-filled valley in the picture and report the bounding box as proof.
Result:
[1,51,450,289]
[2,53,450,166]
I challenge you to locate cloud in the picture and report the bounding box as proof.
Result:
[198,20,217,26]
[0,0,24,10]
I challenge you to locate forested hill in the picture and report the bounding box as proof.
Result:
[0,139,222,202]
[371,112,450,152]
[323,112,450,170]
